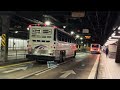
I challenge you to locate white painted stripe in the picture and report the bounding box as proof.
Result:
[3,69,20,73]
[59,72,71,78]
[17,59,76,79]
[3,67,27,73]
[16,68,49,79]
[35,68,53,76]
[88,55,100,79]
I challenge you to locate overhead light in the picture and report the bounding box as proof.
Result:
[109,37,112,39]
[81,41,83,44]
[63,26,66,28]
[106,41,117,45]
[118,26,120,30]
[111,36,120,38]
[111,32,116,37]
[113,26,117,30]
[45,21,51,25]
[71,31,75,35]
[118,31,120,33]
[105,43,108,46]
[27,27,29,30]
[76,35,80,38]
[80,37,83,40]
[108,38,118,41]
[15,31,18,33]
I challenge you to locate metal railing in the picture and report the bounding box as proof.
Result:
[0,49,28,61]
[8,49,27,60]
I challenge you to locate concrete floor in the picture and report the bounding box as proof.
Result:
[0,52,98,79]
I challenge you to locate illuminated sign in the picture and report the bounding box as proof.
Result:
[85,36,91,39]
[72,11,85,17]
[82,29,89,33]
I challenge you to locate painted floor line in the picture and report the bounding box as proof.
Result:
[17,60,73,79]
[0,61,35,69]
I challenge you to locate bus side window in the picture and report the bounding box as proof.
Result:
[54,29,57,41]
[58,30,62,41]
[58,36,61,41]
[65,36,67,42]
[62,36,64,41]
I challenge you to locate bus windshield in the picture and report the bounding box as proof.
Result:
[92,44,99,48]
[30,27,53,40]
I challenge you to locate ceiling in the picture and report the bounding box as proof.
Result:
[0,11,119,45]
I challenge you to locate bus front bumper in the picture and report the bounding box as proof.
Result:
[26,54,55,61]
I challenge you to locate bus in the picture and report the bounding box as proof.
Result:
[90,44,101,54]
[26,24,77,63]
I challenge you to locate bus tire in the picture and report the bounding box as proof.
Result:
[73,51,76,58]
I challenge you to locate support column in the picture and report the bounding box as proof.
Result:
[115,38,120,63]
[0,15,10,62]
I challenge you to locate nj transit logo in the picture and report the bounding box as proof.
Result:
[35,45,47,49]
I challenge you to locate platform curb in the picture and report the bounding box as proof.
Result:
[88,54,100,79]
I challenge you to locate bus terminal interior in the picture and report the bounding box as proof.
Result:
[0,11,120,79]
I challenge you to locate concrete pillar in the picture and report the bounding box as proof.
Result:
[115,39,120,63]
[0,15,10,62]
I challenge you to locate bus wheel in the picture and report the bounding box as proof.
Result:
[73,51,76,58]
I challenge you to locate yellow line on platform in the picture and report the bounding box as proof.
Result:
[0,61,34,69]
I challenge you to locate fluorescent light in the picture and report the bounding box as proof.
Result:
[27,28,29,30]
[15,31,18,33]
[118,31,120,33]
[63,26,66,28]
[111,32,116,37]
[109,37,112,39]
[118,26,120,30]
[45,21,51,25]
[80,37,83,40]
[76,35,79,38]
[113,26,118,31]
[71,31,74,35]
[108,39,118,41]
[111,36,120,38]
[106,41,117,45]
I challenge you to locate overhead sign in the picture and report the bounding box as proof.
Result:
[72,11,85,17]
[82,29,89,33]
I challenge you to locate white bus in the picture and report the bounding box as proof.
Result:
[26,24,77,63]
[90,43,101,54]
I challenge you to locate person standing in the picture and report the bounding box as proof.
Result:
[105,47,109,57]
